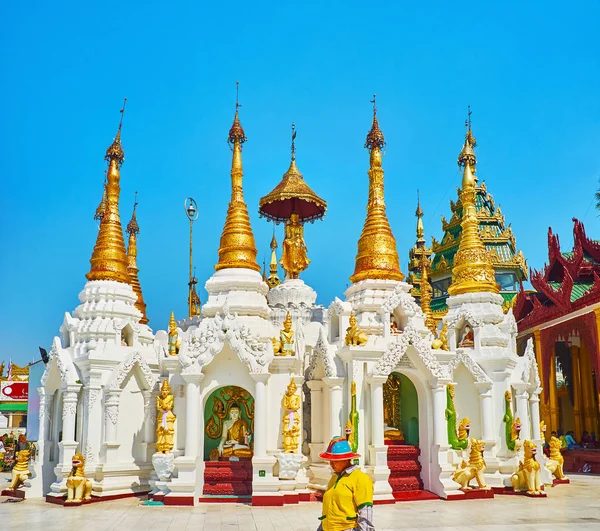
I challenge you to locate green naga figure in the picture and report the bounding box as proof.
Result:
[503,390,521,451]
[345,381,359,453]
[445,384,470,450]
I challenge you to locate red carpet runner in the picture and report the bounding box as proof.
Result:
[200,460,252,502]
[386,444,438,501]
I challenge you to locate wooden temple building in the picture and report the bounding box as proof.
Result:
[514,218,600,441]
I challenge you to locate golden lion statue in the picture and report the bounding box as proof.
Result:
[545,436,568,480]
[458,417,471,443]
[66,453,92,504]
[452,439,489,490]
[510,440,543,495]
[9,449,32,490]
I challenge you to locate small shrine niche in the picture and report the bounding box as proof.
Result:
[390,307,408,335]
[457,323,475,349]
[121,324,134,347]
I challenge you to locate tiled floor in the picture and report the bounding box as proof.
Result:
[1,474,599,530]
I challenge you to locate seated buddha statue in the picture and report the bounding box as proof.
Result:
[218,404,252,459]
[458,325,474,348]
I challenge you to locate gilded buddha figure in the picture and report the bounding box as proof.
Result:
[459,325,474,348]
[156,379,176,453]
[280,212,310,279]
[383,374,404,441]
[218,404,252,458]
[281,378,301,453]
[273,311,295,356]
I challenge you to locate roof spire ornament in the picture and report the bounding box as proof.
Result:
[447,109,498,296]
[350,95,403,283]
[267,226,281,288]
[419,254,436,335]
[416,189,425,243]
[215,82,260,272]
[94,172,108,223]
[87,98,131,284]
[126,192,148,324]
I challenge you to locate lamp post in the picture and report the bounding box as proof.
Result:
[184,197,199,318]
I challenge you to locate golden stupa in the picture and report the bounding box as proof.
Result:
[215,93,261,272]
[86,100,131,284]
[126,194,148,324]
[447,116,499,296]
[350,96,404,283]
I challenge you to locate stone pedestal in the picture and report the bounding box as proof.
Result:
[277,452,305,480]
[150,452,175,497]
[267,279,318,325]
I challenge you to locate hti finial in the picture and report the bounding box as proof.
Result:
[119,98,127,132]
[291,122,297,162]
[127,190,140,235]
[228,82,247,144]
[235,81,240,110]
[365,93,385,151]
[371,94,377,116]
[465,105,472,132]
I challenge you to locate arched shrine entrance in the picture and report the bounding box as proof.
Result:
[383,373,424,498]
[202,385,254,500]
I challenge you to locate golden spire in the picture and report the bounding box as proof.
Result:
[419,254,436,334]
[447,109,498,296]
[94,174,108,223]
[86,99,131,284]
[262,259,268,282]
[126,192,148,324]
[415,190,425,243]
[350,95,403,283]
[215,83,260,272]
[267,228,281,288]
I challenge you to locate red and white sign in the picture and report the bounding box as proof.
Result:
[1,381,28,401]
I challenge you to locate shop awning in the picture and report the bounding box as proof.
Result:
[0,403,27,411]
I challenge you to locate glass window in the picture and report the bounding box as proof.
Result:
[432,278,452,298]
[495,272,516,291]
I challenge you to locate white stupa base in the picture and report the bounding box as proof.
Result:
[203,268,270,321]
[268,279,318,326]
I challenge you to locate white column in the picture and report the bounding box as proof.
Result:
[369,376,386,448]
[251,373,270,458]
[307,380,324,444]
[104,389,121,462]
[432,382,448,447]
[514,384,531,441]
[529,388,542,441]
[61,387,79,443]
[476,383,495,442]
[323,377,344,439]
[182,373,204,458]
[143,390,155,445]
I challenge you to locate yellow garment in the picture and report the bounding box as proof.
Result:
[320,468,373,531]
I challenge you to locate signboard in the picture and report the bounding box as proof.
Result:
[1,381,28,401]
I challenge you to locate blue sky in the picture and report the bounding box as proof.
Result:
[2,1,599,366]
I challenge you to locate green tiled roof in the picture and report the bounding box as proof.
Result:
[431,298,448,312]
[502,292,517,303]
[546,280,593,302]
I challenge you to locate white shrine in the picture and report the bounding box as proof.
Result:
[30,101,549,507]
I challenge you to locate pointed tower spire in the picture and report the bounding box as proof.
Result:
[447,109,498,296]
[215,83,260,272]
[407,190,433,299]
[94,173,108,223]
[87,99,131,283]
[415,190,425,243]
[419,254,436,334]
[350,95,403,283]
[126,192,148,324]
[267,227,281,288]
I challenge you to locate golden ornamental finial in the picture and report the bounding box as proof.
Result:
[351,96,403,283]
[365,94,385,151]
[415,190,425,242]
[105,98,127,164]
[267,225,281,288]
[94,175,108,222]
[291,122,297,162]
[447,115,498,296]
[215,85,260,272]
[87,101,131,284]
[126,191,148,324]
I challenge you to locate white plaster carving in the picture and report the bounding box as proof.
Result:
[373,325,446,378]
[41,337,78,386]
[446,350,492,384]
[381,286,425,318]
[152,452,175,481]
[522,338,541,388]
[109,350,157,391]
[62,401,77,420]
[445,308,483,330]
[307,327,338,380]
[105,405,119,426]
[277,452,305,480]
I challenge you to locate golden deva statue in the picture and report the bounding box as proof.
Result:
[8,449,32,491]
[66,453,92,504]
[280,212,310,279]
[281,378,301,453]
[546,435,568,480]
[156,379,176,453]
[273,312,295,356]
[168,312,181,356]
[452,439,489,490]
[510,440,543,495]
[218,404,252,458]
[431,323,449,350]
[345,312,368,346]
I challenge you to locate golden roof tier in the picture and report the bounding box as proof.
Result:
[215,91,261,273]
[259,124,327,223]
[86,100,131,284]
[350,96,403,284]
[126,193,148,324]
[447,117,498,296]
[407,192,433,299]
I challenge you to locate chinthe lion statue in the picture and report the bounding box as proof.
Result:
[9,449,32,490]
[452,438,489,490]
[511,440,543,495]
[458,417,471,443]
[545,436,568,480]
[66,453,92,504]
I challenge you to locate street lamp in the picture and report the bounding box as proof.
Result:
[184,197,199,317]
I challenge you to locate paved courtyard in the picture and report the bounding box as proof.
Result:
[1,474,599,530]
